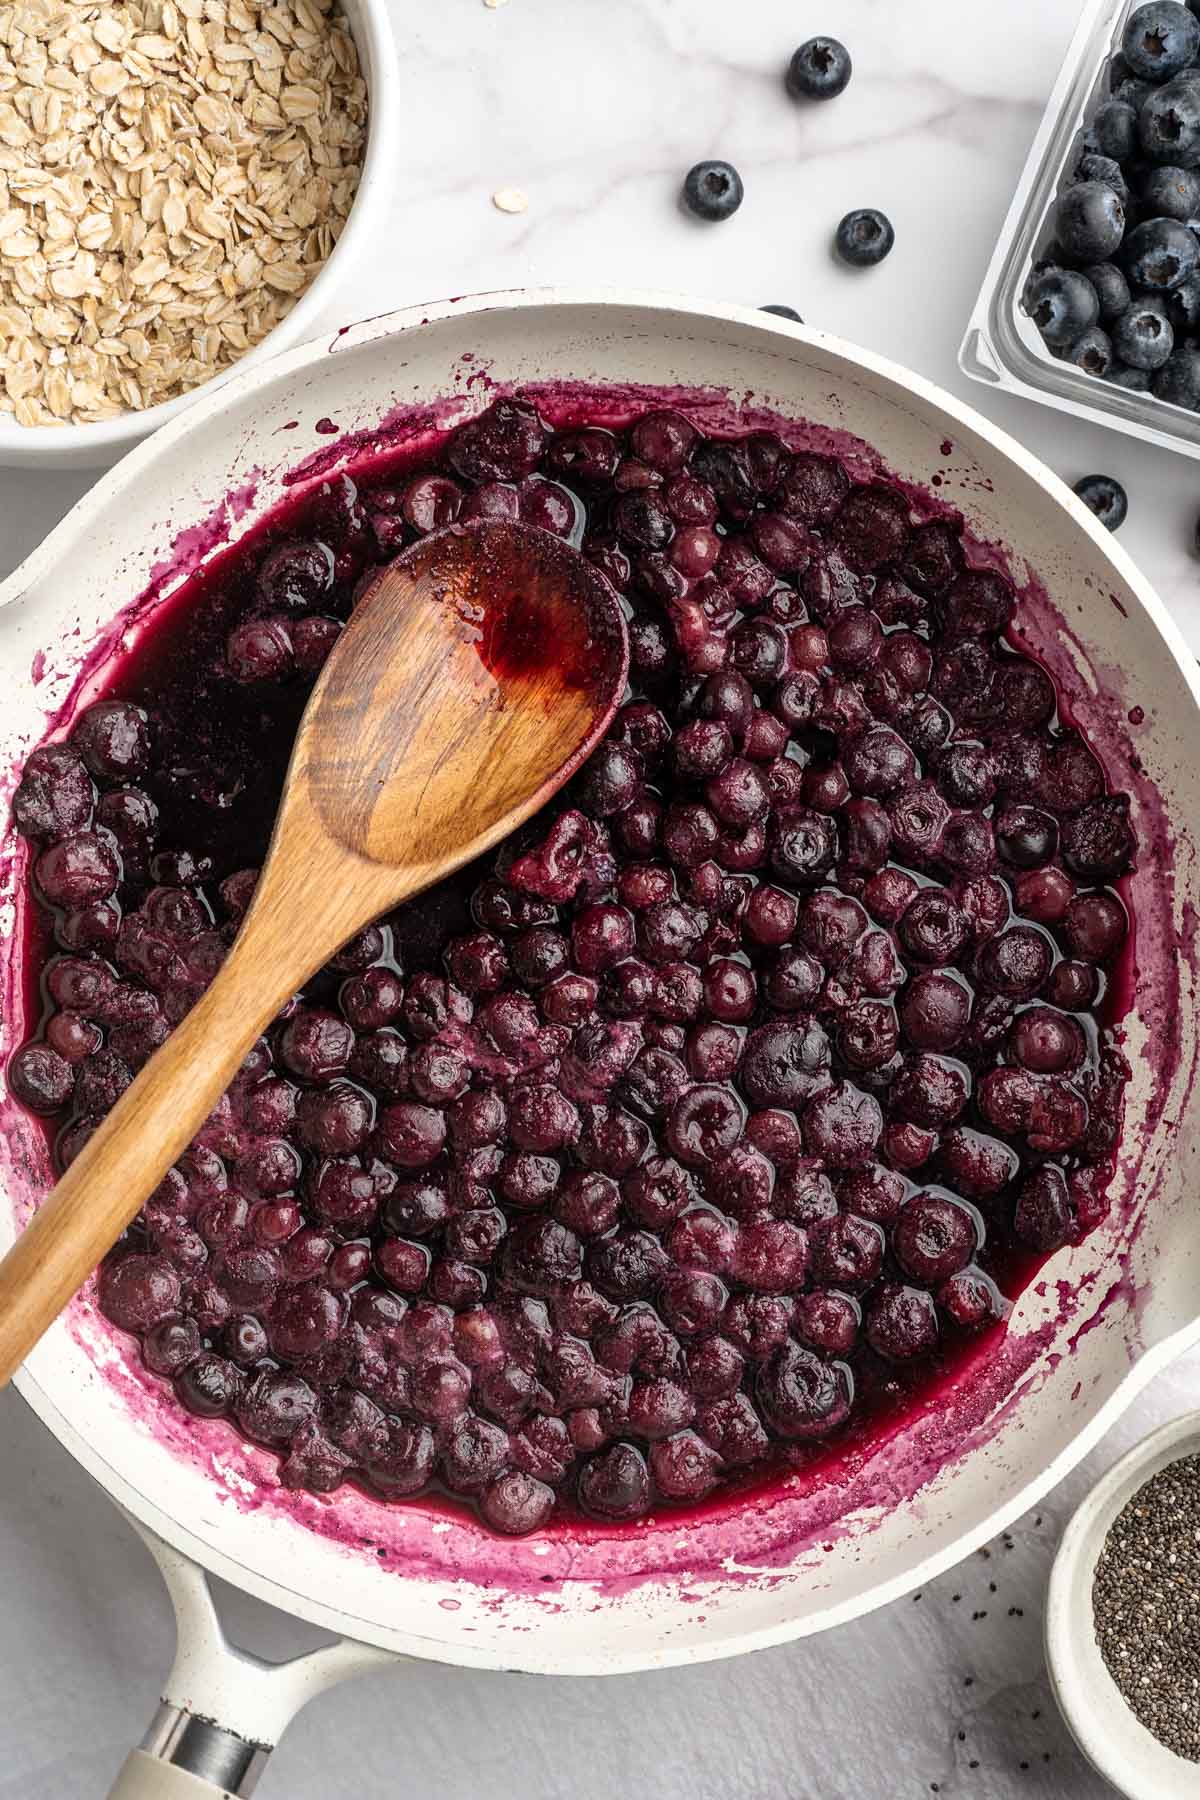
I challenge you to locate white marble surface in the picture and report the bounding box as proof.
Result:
[3,1,1200,1795]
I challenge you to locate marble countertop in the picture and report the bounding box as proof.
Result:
[2,1,1198,1795]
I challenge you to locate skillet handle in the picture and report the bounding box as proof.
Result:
[106,1510,397,1798]
[108,1750,237,1799]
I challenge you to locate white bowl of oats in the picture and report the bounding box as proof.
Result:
[0,0,395,468]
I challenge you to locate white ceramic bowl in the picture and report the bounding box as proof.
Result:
[1046,1411,1200,1799]
[1,293,1199,1677]
[0,0,397,472]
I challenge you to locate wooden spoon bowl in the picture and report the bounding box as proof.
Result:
[0,519,629,1383]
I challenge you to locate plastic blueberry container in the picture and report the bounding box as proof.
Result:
[959,0,1200,460]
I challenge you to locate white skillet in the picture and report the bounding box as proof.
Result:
[1,292,1197,1797]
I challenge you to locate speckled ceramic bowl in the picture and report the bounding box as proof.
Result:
[1047,1411,1200,1799]
[0,0,397,472]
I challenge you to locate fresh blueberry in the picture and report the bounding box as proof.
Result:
[760,304,803,322]
[1095,98,1139,160]
[1063,325,1114,375]
[682,161,744,222]
[835,208,895,267]
[1074,474,1129,530]
[1122,3,1200,81]
[1168,270,1200,328]
[1072,152,1129,201]
[1112,74,1155,110]
[1113,297,1175,366]
[1138,75,1200,162]
[1151,342,1200,403]
[1123,215,1200,288]
[786,37,852,100]
[1024,268,1100,346]
[1107,362,1154,390]
[1139,163,1200,216]
[1055,181,1126,262]
[1084,261,1132,319]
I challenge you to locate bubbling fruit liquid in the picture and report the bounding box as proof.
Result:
[7,395,1134,1535]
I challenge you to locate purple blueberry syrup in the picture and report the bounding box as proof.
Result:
[6,396,1135,1535]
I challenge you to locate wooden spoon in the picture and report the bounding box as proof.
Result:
[0,519,628,1385]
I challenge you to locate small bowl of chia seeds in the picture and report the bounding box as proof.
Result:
[1047,1411,1200,1797]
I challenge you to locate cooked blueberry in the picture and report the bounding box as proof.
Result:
[578,1442,650,1519]
[682,160,744,221]
[866,1284,939,1360]
[756,1342,852,1439]
[991,804,1056,870]
[100,1254,181,1331]
[898,888,970,965]
[15,751,92,852]
[1013,1166,1073,1252]
[481,1471,555,1535]
[36,832,120,907]
[73,701,151,782]
[1073,473,1129,530]
[977,925,1054,999]
[835,208,894,267]
[448,399,547,483]
[786,37,852,100]
[760,304,803,321]
[1009,1007,1086,1074]
[1061,794,1137,879]
[227,615,293,683]
[257,539,334,610]
[8,1041,75,1114]
[893,1193,978,1285]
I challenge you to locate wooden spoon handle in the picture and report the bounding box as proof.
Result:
[0,940,297,1388]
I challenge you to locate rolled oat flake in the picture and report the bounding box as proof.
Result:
[1093,1451,1200,1760]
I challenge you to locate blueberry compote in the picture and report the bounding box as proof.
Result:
[8,397,1136,1536]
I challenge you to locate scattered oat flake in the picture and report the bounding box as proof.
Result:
[492,186,528,214]
[483,0,511,8]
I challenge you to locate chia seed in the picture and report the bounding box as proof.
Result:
[1092,1451,1200,1761]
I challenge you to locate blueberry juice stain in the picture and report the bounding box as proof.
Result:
[473,572,604,701]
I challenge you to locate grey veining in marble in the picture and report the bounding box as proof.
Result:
[2,2,1197,1795]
